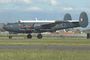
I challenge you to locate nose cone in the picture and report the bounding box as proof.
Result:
[3,25,6,30]
[3,24,9,31]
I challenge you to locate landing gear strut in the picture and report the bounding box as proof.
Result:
[27,34,32,39]
[37,34,42,39]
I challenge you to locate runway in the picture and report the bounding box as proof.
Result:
[0,45,90,51]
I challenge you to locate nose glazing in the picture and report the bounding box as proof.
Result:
[3,24,10,31]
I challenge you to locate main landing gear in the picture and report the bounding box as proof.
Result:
[27,34,32,39]
[27,33,43,39]
[37,34,42,39]
[8,34,43,39]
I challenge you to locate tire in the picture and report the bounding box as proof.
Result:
[37,34,42,39]
[27,34,32,39]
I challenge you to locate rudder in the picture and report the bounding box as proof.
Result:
[79,12,88,28]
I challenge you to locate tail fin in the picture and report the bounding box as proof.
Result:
[79,12,88,28]
[64,13,72,20]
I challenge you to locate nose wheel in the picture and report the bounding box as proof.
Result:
[37,34,42,39]
[27,34,32,39]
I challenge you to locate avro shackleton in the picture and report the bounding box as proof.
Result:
[3,12,88,39]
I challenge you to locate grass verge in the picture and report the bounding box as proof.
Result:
[0,49,89,60]
[0,38,89,46]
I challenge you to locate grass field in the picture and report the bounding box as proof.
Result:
[0,49,90,60]
[0,37,89,46]
[0,36,90,60]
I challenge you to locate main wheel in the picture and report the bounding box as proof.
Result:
[37,34,42,39]
[27,34,32,39]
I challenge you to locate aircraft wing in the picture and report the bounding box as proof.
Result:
[38,20,80,31]
[40,20,79,28]
[41,23,56,28]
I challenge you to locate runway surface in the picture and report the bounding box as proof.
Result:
[0,45,90,51]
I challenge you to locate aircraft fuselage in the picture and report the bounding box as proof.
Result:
[3,21,80,33]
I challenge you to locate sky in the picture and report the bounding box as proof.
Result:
[0,0,90,24]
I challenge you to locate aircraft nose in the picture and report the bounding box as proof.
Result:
[3,24,9,30]
[3,24,7,30]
